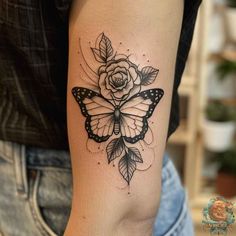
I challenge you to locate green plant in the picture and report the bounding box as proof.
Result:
[214,147,236,176]
[216,60,236,81]
[205,101,236,122]
[226,0,236,8]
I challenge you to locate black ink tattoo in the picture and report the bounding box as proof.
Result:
[72,33,164,185]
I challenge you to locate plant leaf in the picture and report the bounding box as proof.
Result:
[99,33,113,62]
[128,147,143,163]
[106,138,124,164]
[118,153,136,185]
[91,48,105,63]
[140,66,159,85]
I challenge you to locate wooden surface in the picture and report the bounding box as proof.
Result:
[168,0,211,200]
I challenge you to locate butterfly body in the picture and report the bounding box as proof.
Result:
[72,87,164,144]
[114,107,121,135]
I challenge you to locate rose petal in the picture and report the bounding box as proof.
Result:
[98,65,106,75]
[107,70,113,77]
[111,72,123,80]
[99,73,113,99]
[114,55,128,61]
[116,60,129,69]
[109,73,128,91]
[125,70,132,83]
[127,84,141,99]
[115,79,128,90]
[113,90,126,99]
[106,76,118,92]
[129,67,137,80]
[112,77,133,100]
[122,78,134,94]
[134,74,141,85]
[111,72,126,83]
[98,72,107,88]
[100,85,113,100]
[128,61,138,68]
[112,72,128,84]
[106,60,129,72]
[121,94,129,101]
[106,62,119,72]
[112,66,127,75]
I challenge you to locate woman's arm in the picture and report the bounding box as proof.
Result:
[66,0,183,235]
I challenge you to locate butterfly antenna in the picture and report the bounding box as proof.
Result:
[118,99,122,107]
[110,97,117,106]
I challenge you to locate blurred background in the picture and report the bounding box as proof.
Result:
[1,1,235,235]
[166,0,236,235]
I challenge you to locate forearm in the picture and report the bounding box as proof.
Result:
[65,0,183,235]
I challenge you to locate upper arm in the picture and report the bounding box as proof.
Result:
[66,1,183,235]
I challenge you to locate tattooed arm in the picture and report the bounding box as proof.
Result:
[66,0,183,235]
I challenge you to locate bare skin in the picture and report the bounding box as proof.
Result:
[65,0,183,235]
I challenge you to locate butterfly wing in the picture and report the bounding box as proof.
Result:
[120,89,164,143]
[72,87,115,142]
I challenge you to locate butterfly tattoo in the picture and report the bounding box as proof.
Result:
[72,33,164,185]
[72,87,163,143]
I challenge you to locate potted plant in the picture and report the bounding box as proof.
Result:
[217,59,236,80]
[203,101,235,151]
[215,147,236,198]
[225,0,236,42]
[216,59,236,95]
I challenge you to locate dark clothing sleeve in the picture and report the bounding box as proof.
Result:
[0,0,202,149]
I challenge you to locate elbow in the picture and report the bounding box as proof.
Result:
[115,194,160,236]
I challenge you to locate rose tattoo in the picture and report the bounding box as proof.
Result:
[72,33,164,185]
[98,59,141,101]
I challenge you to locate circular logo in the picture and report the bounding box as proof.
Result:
[202,196,235,235]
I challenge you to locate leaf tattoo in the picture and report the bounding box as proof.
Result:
[99,33,113,61]
[91,33,113,63]
[72,33,164,185]
[119,153,137,185]
[106,137,124,164]
[141,66,159,86]
[91,48,104,63]
[128,147,143,163]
